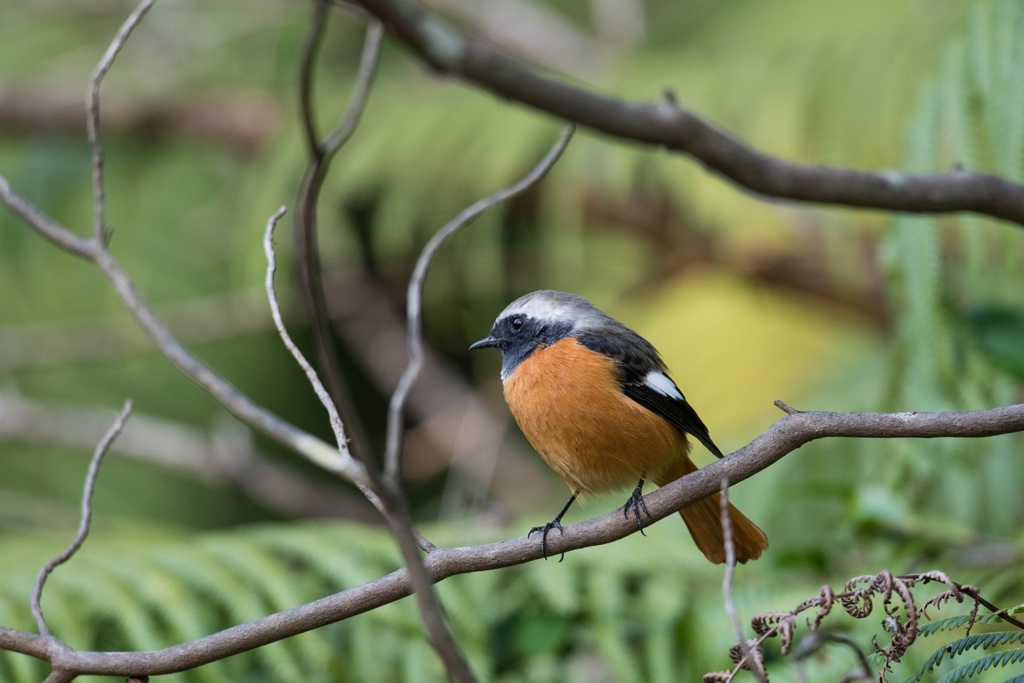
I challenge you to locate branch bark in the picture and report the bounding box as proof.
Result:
[1,402,1021,676]
[342,0,1024,227]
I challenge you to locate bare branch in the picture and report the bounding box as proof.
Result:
[87,0,158,243]
[2,402,1021,677]
[384,122,575,479]
[31,400,133,636]
[0,175,96,258]
[294,12,385,462]
[264,205,352,459]
[0,86,279,154]
[346,0,1024,227]
[43,669,76,683]
[323,23,384,153]
[719,480,767,683]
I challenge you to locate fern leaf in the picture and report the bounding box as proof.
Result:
[934,647,1024,683]
[919,613,1013,637]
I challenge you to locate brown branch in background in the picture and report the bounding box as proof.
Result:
[384,122,575,479]
[421,0,600,73]
[31,400,133,636]
[3,402,1024,678]
[346,0,1024,227]
[294,6,385,463]
[0,87,279,154]
[86,0,158,243]
[794,633,872,683]
[0,392,377,521]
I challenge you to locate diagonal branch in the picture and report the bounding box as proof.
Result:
[343,0,1024,227]
[31,400,133,636]
[2,401,1022,677]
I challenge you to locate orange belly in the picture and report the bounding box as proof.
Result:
[502,337,689,494]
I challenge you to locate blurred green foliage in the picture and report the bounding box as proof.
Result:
[1,0,1023,680]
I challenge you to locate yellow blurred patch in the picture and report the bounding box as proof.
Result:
[613,270,877,453]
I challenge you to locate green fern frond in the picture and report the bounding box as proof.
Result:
[919,613,1013,637]
[934,647,1024,683]
[904,632,1024,682]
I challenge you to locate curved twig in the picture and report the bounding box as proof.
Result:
[294,11,385,462]
[31,400,133,636]
[384,122,575,479]
[87,0,159,243]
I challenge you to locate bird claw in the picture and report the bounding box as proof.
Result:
[529,520,565,561]
[622,484,652,536]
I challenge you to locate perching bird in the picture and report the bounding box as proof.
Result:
[470,290,767,563]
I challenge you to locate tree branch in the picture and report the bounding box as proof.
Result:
[1,402,1021,677]
[87,0,158,243]
[294,9,384,463]
[343,0,1024,227]
[719,480,768,683]
[31,400,133,636]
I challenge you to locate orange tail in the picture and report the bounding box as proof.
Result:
[654,456,768,564]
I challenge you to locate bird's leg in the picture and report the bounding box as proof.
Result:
[529,491,578,561]
[623,477,652,535]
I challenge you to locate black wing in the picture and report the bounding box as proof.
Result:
[622,381,724,458]
[577,328,725,458]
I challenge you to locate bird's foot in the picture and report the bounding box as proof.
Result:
[529,520,565,561]
[622,482,652,536]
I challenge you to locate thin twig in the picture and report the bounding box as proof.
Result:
[322,21,384,153]
[42,669,77,683]
[87,0,158,244]
[264,206,351,458]
[720,479,742,647]
[384,122,575,479]
[31,400,133,636]
[294,14,385,462]
[297,0,329,153]
[720,479,768,683]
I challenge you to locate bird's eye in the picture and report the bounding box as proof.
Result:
[510,317,525,332]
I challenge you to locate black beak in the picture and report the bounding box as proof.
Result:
[469,336,500,351]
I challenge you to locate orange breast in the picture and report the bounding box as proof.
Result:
[502,337,688,494]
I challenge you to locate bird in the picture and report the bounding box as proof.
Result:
[470,290,767,563]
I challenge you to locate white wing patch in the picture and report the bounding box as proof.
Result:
[644,370,684,400]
